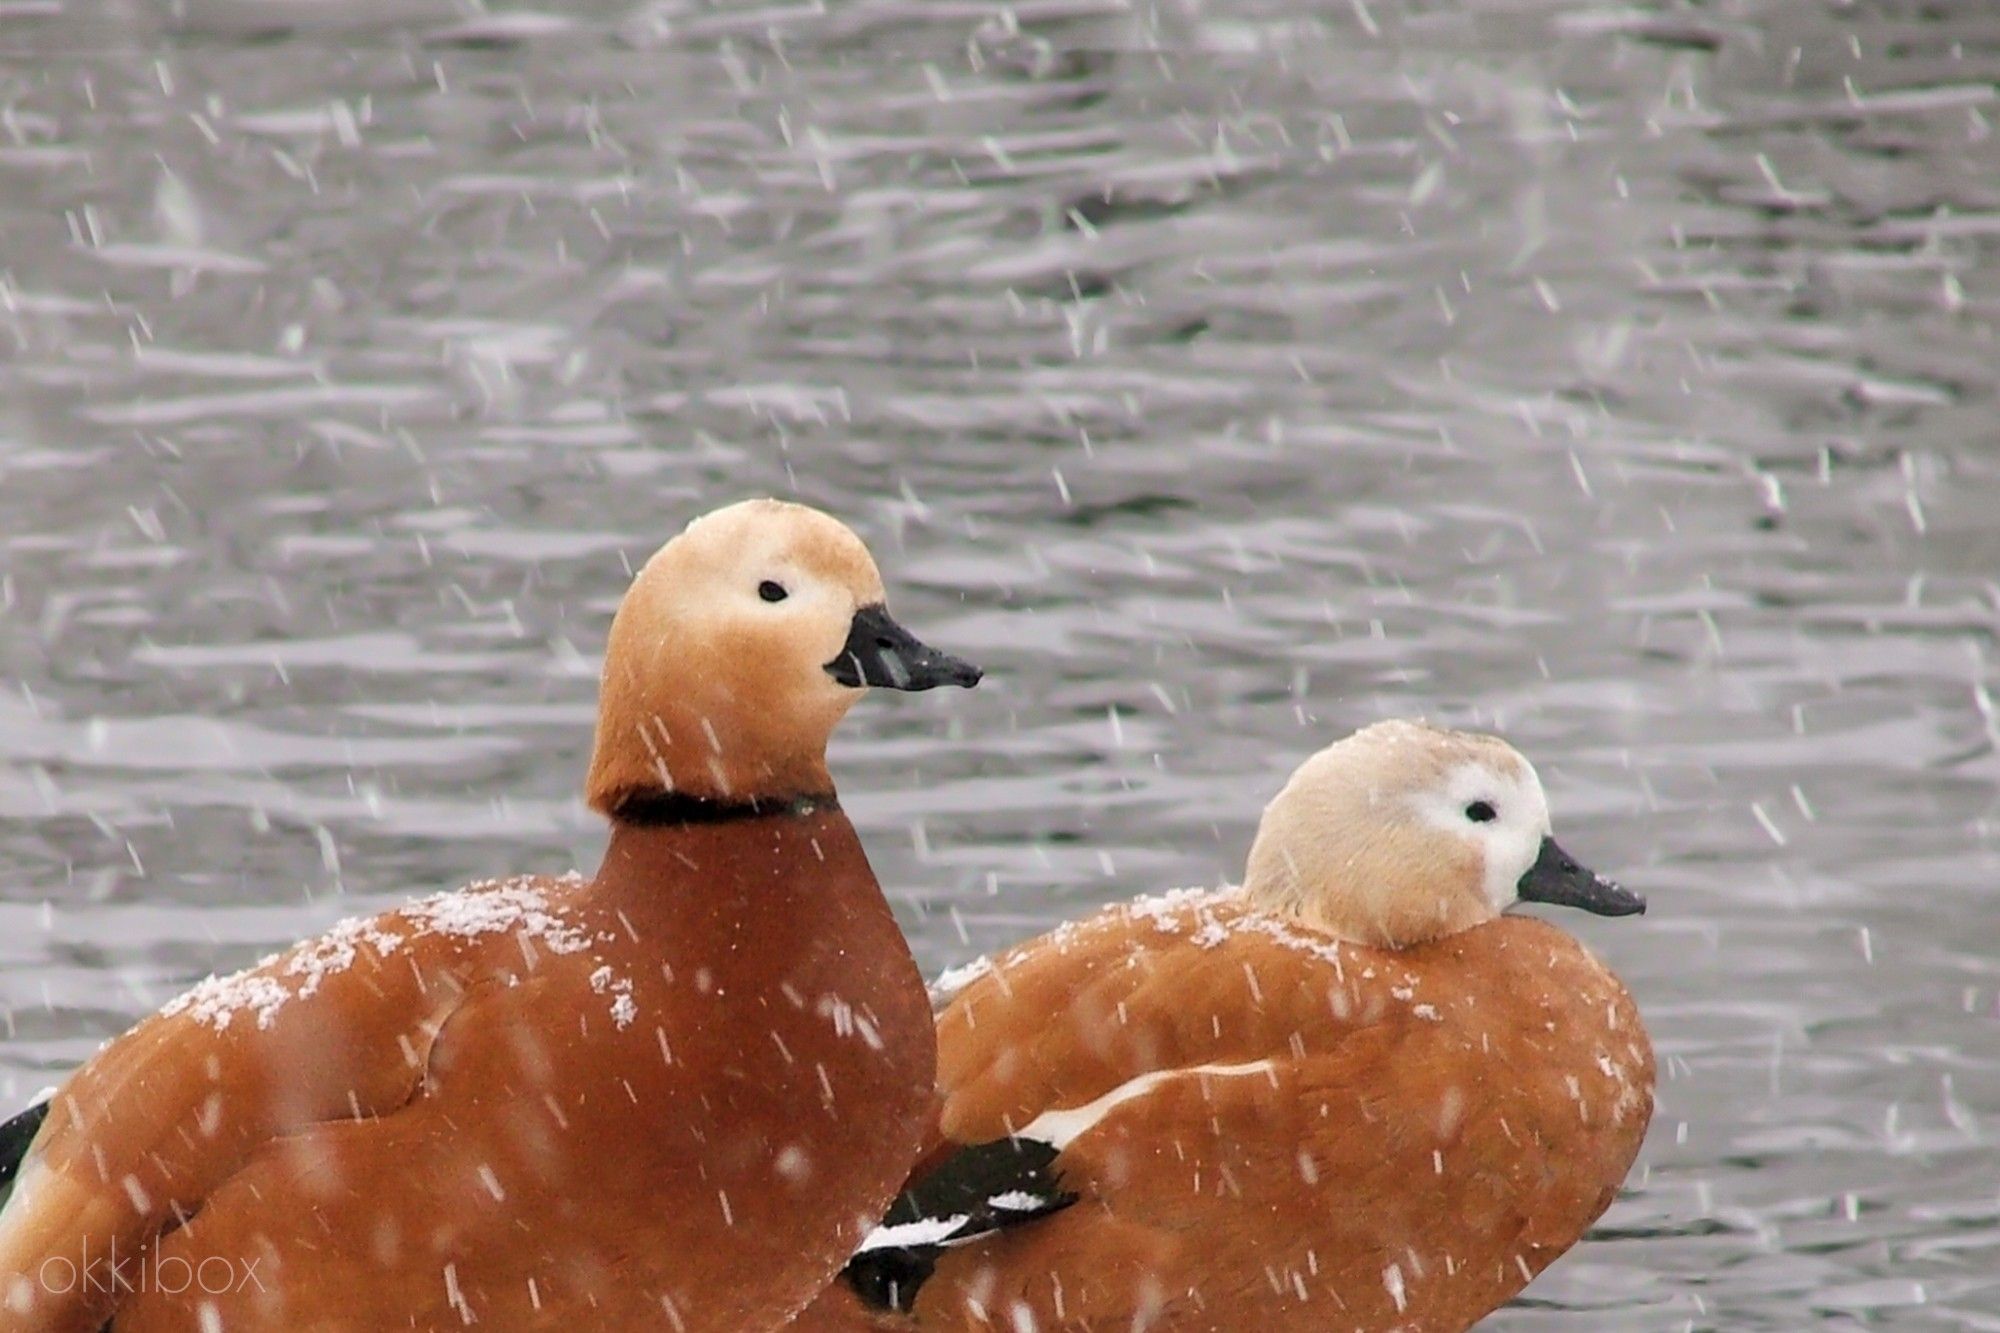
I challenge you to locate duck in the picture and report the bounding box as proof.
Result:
[0,498,983,1333]
[790,719,1653,1333]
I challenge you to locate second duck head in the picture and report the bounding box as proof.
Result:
[1243,719,1644,948]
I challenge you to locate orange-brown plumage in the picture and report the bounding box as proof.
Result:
[586,497,889,809]
[792,721,1654,1333]
[0,499,979,1332]
[914,902,1650,1332]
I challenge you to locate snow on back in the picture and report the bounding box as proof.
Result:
[1062,884,1434,1017]
[1016,885,1231,966]
[281,913,409,1003]
[590,963,638,1030]
[162,873,597,1033]
[165,973,292,1033]
[928,956,993,1008]
[1123,886,1228,934]
[1112,885,1353,967]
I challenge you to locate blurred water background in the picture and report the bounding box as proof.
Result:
[3,0,1999,1325]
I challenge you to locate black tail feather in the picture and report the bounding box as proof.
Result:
[843,1136,1075,1314]
[844,1243,939,1316]
[0,1094,52,1199]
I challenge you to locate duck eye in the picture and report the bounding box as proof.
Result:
[758,580,789,603]
[1465,800,1497,824]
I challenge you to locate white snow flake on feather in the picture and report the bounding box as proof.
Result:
[282,914,408,1001]
[1111,886,1352,969]
[928,956,994,1007]
[1076,886,1444,1022]
[590,964,637,1030]
[1229,911,1349,967]
[162,873,594,1032]
[162,973,293,1032]
[1595,1047,1646,1119]
[1383,1262,1408,1313]
[407,876,591,954]
[1124,886,1228,934]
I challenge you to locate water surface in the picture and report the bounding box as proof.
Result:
[3,1,1999,1325]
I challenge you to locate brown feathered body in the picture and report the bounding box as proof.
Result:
[1,499,969,1332]
[792,890,1652,1333]
[10,811,931,1333]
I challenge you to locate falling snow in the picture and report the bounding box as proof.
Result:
[7,7,1986,1325]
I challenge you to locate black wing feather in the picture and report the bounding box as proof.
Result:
[0,1094,52,1205]
[844,1136,1075,1313]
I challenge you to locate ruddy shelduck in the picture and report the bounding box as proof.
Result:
[795,719,1653,1333]
[0,499,982,1332]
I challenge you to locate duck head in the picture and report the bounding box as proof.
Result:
[1242,719,1643,948]
[585,499,981,814]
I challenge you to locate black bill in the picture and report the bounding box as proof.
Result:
[1517,836,1646,917]
[826,603,983,692]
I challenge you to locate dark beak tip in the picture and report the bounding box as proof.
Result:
[1518,837,1647,920]
[828,604,983,692]
[1593,881,1647,918]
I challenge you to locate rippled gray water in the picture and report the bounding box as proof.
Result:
[4,0,1999,1325]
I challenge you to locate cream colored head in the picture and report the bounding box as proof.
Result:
[584,499,979,813]
[1242,720,1641,947]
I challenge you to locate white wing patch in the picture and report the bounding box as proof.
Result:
[1018,1061,1277,1151]
[854,1215,970,1253]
